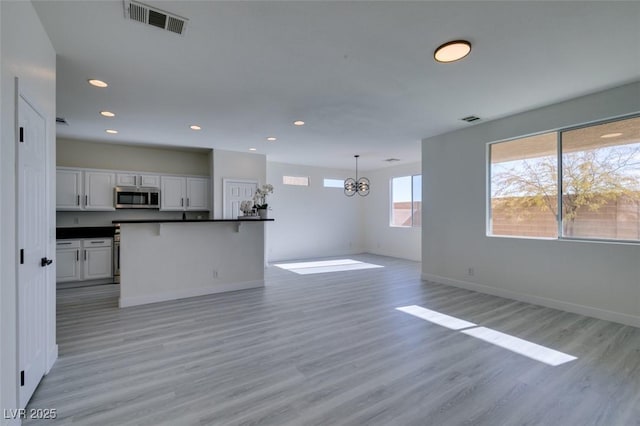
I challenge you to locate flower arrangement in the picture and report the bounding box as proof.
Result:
[253,184,274,210]
[239,200,254,215]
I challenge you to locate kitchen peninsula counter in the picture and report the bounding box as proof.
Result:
[116,219,272,307]
[113,219,274,223]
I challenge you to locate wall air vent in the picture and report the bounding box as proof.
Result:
[56,117,69,125]
[461,115,481,123]
[123,1,188,35]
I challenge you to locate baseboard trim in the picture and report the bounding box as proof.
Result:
[421,273,640,328]
[119,280,265,308]
[46,344,58,373]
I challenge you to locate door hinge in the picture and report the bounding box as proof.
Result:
[19,127,24,143]
[20,249,24,265]
[20,370,25,387]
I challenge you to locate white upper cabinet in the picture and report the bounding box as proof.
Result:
[84,171,116,210]
[56,169,83,210]
[139,174,160,187]
[56,168,115,211]
[161,176,210,211]
[57,167,208,212]
[160,176,187,211]
[186,178,209,211]
[116,173,160,188]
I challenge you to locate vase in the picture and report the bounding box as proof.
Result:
[258,208,268,219]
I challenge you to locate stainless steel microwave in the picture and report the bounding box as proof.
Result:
[114,186,160,209]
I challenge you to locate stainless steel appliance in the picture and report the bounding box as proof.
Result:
[113,225,120,283]
[114,186,160,209]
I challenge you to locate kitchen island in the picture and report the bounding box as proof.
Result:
[115,219,273,307]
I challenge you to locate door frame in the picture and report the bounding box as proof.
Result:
[15,78,57,408]
[222,178,258,219]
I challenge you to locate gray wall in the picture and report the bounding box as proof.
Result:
[362,162,421,261]
[57,138,211,176]
[266,162,365,261]
[1,1,57,418]
[421,82,640,327]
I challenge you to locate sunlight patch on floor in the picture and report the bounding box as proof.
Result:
[396,305,577,366]
[396,305,477,330]
[274,259,384,275]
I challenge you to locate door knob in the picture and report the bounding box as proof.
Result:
[41,257,53,267]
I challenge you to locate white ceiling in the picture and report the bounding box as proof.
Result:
[33,1,640,170]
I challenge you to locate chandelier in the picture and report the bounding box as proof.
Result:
[344,155,370,197]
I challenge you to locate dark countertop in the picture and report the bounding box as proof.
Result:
[113,219,274,224]
[56,226,116,240]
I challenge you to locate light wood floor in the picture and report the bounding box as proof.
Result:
[27,255,640,425]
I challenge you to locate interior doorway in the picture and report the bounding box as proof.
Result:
[223,179,258,219]
[17,88,52,407]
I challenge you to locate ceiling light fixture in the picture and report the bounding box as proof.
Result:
[434,40,472,63]
[100,111,115,117]
[190,125,201,130]
[106,129,118,134]
[601,132,623,139]
[344,155,370,197]
[267,137,277,141]
[249,148,257,151]
[88,79,108,88]
[293,120,305,126]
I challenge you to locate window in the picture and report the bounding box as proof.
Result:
[488,115,640,242]
[282,176,309,186]
[489,132,558,238]
[560,116,640,241]
[391,175,421,227]
[323,178,344,188]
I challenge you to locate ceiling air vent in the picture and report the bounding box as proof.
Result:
[56,117,69,125]
[124,1,188,35]
[384,158,401,163]
[461,115,481,123]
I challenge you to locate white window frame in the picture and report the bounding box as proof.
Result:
[323,178,344,188]
[487,112,640,244]
[390,174,421,228]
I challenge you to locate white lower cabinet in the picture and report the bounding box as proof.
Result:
[55,240,82,282]
[56,238,113,283]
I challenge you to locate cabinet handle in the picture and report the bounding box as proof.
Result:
[77,195,80,206]
[187,198,190,207]
[85,195,88,205]
[76,250,79,261]
[181,198,184,207]
[90,241,105,244]
[57,242,72,245]
[134,175,137,186]
[84,250,87,261]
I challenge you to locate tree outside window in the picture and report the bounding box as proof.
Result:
[489,115,640,241]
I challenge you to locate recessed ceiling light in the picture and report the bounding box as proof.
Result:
[106,129,118,134]
[88,79,108,88]
[293,120,305,126]
[434,40,472,63]
[190,125,201,130]
[267,137,277,141]
[249,148,257,151]
[100,111,115,117]
[601,132,623,139]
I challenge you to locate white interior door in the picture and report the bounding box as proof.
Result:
[223,179,258,219]
[18,93,50,407]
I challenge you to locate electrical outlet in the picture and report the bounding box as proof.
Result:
[212,270,218,279]
[467,267,475,276]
